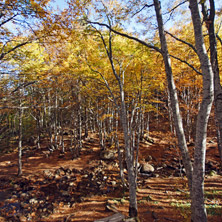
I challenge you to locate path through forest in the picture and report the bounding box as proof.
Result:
[0,132,222,222]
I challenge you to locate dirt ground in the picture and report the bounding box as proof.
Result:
[0,131,222,222]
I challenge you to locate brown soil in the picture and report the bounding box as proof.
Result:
[0,132,222,222]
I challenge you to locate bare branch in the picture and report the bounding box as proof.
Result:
[163,0,188,16]
[217,34,222,46]
[165,30,197,54]
[163,0,188,26]
[169,54,202,75]
[0,13,18,27]
[132,4,154,17]
[86,20,162,54]
[0,41,30,60]
[12,81,36,93]
[84,54,119,109]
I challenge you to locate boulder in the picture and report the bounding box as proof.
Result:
[100,150,115,160]
[140,163,155,173]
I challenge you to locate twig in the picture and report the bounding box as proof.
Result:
[217,34,222,46]
[85,20,162,54]
[165,30,197,54]
[169,54,202,75]
[132,4,154,17]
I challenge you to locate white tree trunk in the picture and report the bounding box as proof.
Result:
[153,0,193,189]
[189,0,214,221]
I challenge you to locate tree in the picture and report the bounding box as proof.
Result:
[80,0,215,220]
[0,0,50,62]
[201,0,222,166]
[189,0,214,220]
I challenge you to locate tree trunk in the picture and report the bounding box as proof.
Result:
[153,0,193,190]
[84,105,89,138]
[189,0,214,221]
[202,0,222,166]
[18,100,23,176]
[120,103,138,218]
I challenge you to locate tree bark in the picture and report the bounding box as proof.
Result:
[202,0,222,166]
[189,0,214,221]
[153,0,193,190]
[95,28,138,218]
[18,105,23,176]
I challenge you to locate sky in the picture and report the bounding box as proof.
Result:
[50,0,222,37]
[52,0,68,10]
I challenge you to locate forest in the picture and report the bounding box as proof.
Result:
[0,0,222,221]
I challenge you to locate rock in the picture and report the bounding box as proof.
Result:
[55,168,65,176]
[140,163,155,173]
[29,198,38,204]
[20,192,29,199]
[61,190,69,196]
[143,134,154,144]
[100,150,116,160]
[111,181,116,186]
[69,182,75,186]
[14,184,19,189]
[19,216,27,222]
[11,195,17,199]
[43,170,53,179]
[54,174,60,180]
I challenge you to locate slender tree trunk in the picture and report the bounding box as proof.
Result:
[189,0,214,221]
[36,110,41,149]
[54,92,58,149]
[202,0,222,166]
[18,97,23,176]
[120,101,138,217]
[84,105,88,138]
[78,94,82,152]
[153,0,193,190]
[60,111,65,153]
[94,26,138,218]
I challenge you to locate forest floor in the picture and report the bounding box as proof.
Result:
[0,130,222,222]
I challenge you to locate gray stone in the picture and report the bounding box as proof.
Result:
[141,163,154,173]
[100,150,115,160]
[29,198,38,204]
[61,190,69,196]
[43,169,53,179]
